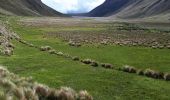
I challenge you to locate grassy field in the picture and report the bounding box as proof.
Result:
[1,16,170,100]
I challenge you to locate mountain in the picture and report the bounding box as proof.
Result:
[88,0,170,18]
[0,0,64,16]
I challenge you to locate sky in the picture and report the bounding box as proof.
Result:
[41,0,105,14]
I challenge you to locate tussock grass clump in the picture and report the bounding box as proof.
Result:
[100,39,108,45]
[57,52,64,56]
[81,59,93,64]
[6,43,14,48]
[2,49,13,56]
[166,45,170,49]
[101,63,113,69]
[49,49,57,54]
[40,46,52,51]
[63,54,72,58]
[72,56,80,61]
[137,70,144,75]
[19,40,27,45]
[0,67,9,78]
[27,43,34,47]
[144,69,155,77]
[56,87,77,100]
[122,65,137,73]
[78,90,93,100]
[69,41,81,47]
[91,61,98,67]
[152,71,164,79]
[164,73,170,81]
[0,66,93,100]
[144,69,164,79]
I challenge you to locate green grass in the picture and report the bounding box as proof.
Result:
[0,16,170,100]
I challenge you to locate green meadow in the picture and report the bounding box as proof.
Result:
[0,16,170,100]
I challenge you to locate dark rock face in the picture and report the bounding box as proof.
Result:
[0,0,64,16]
[88,0,170,18]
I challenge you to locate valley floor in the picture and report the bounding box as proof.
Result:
[0,16,170,100]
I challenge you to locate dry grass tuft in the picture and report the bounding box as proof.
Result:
[49,49,57,54]
[57,52,64,56]
[144,69,155,77]
[56,87,77,100]
[2,49,13,56]
[72,56,80,61]
[81,59,93,64]
[0,65,93,100]
[40,46,52,51]
[137,70,144,75]
[143,69,164,79]
[164,73,170,81]
[6,43,14,48]
[78,90,93,100]
[101,63,113,69]
[122,65,137,73]
[68,40,81,47]
[91,61,98,67]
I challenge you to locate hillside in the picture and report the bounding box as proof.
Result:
[0,0,64,16]
[88,0,170,18]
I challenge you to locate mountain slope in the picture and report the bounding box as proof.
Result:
[88,0,131,17]
[88,0,170,18]
[0,0,64,16]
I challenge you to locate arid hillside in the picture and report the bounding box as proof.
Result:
[0,0,64,16]
[88,0,170,19]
